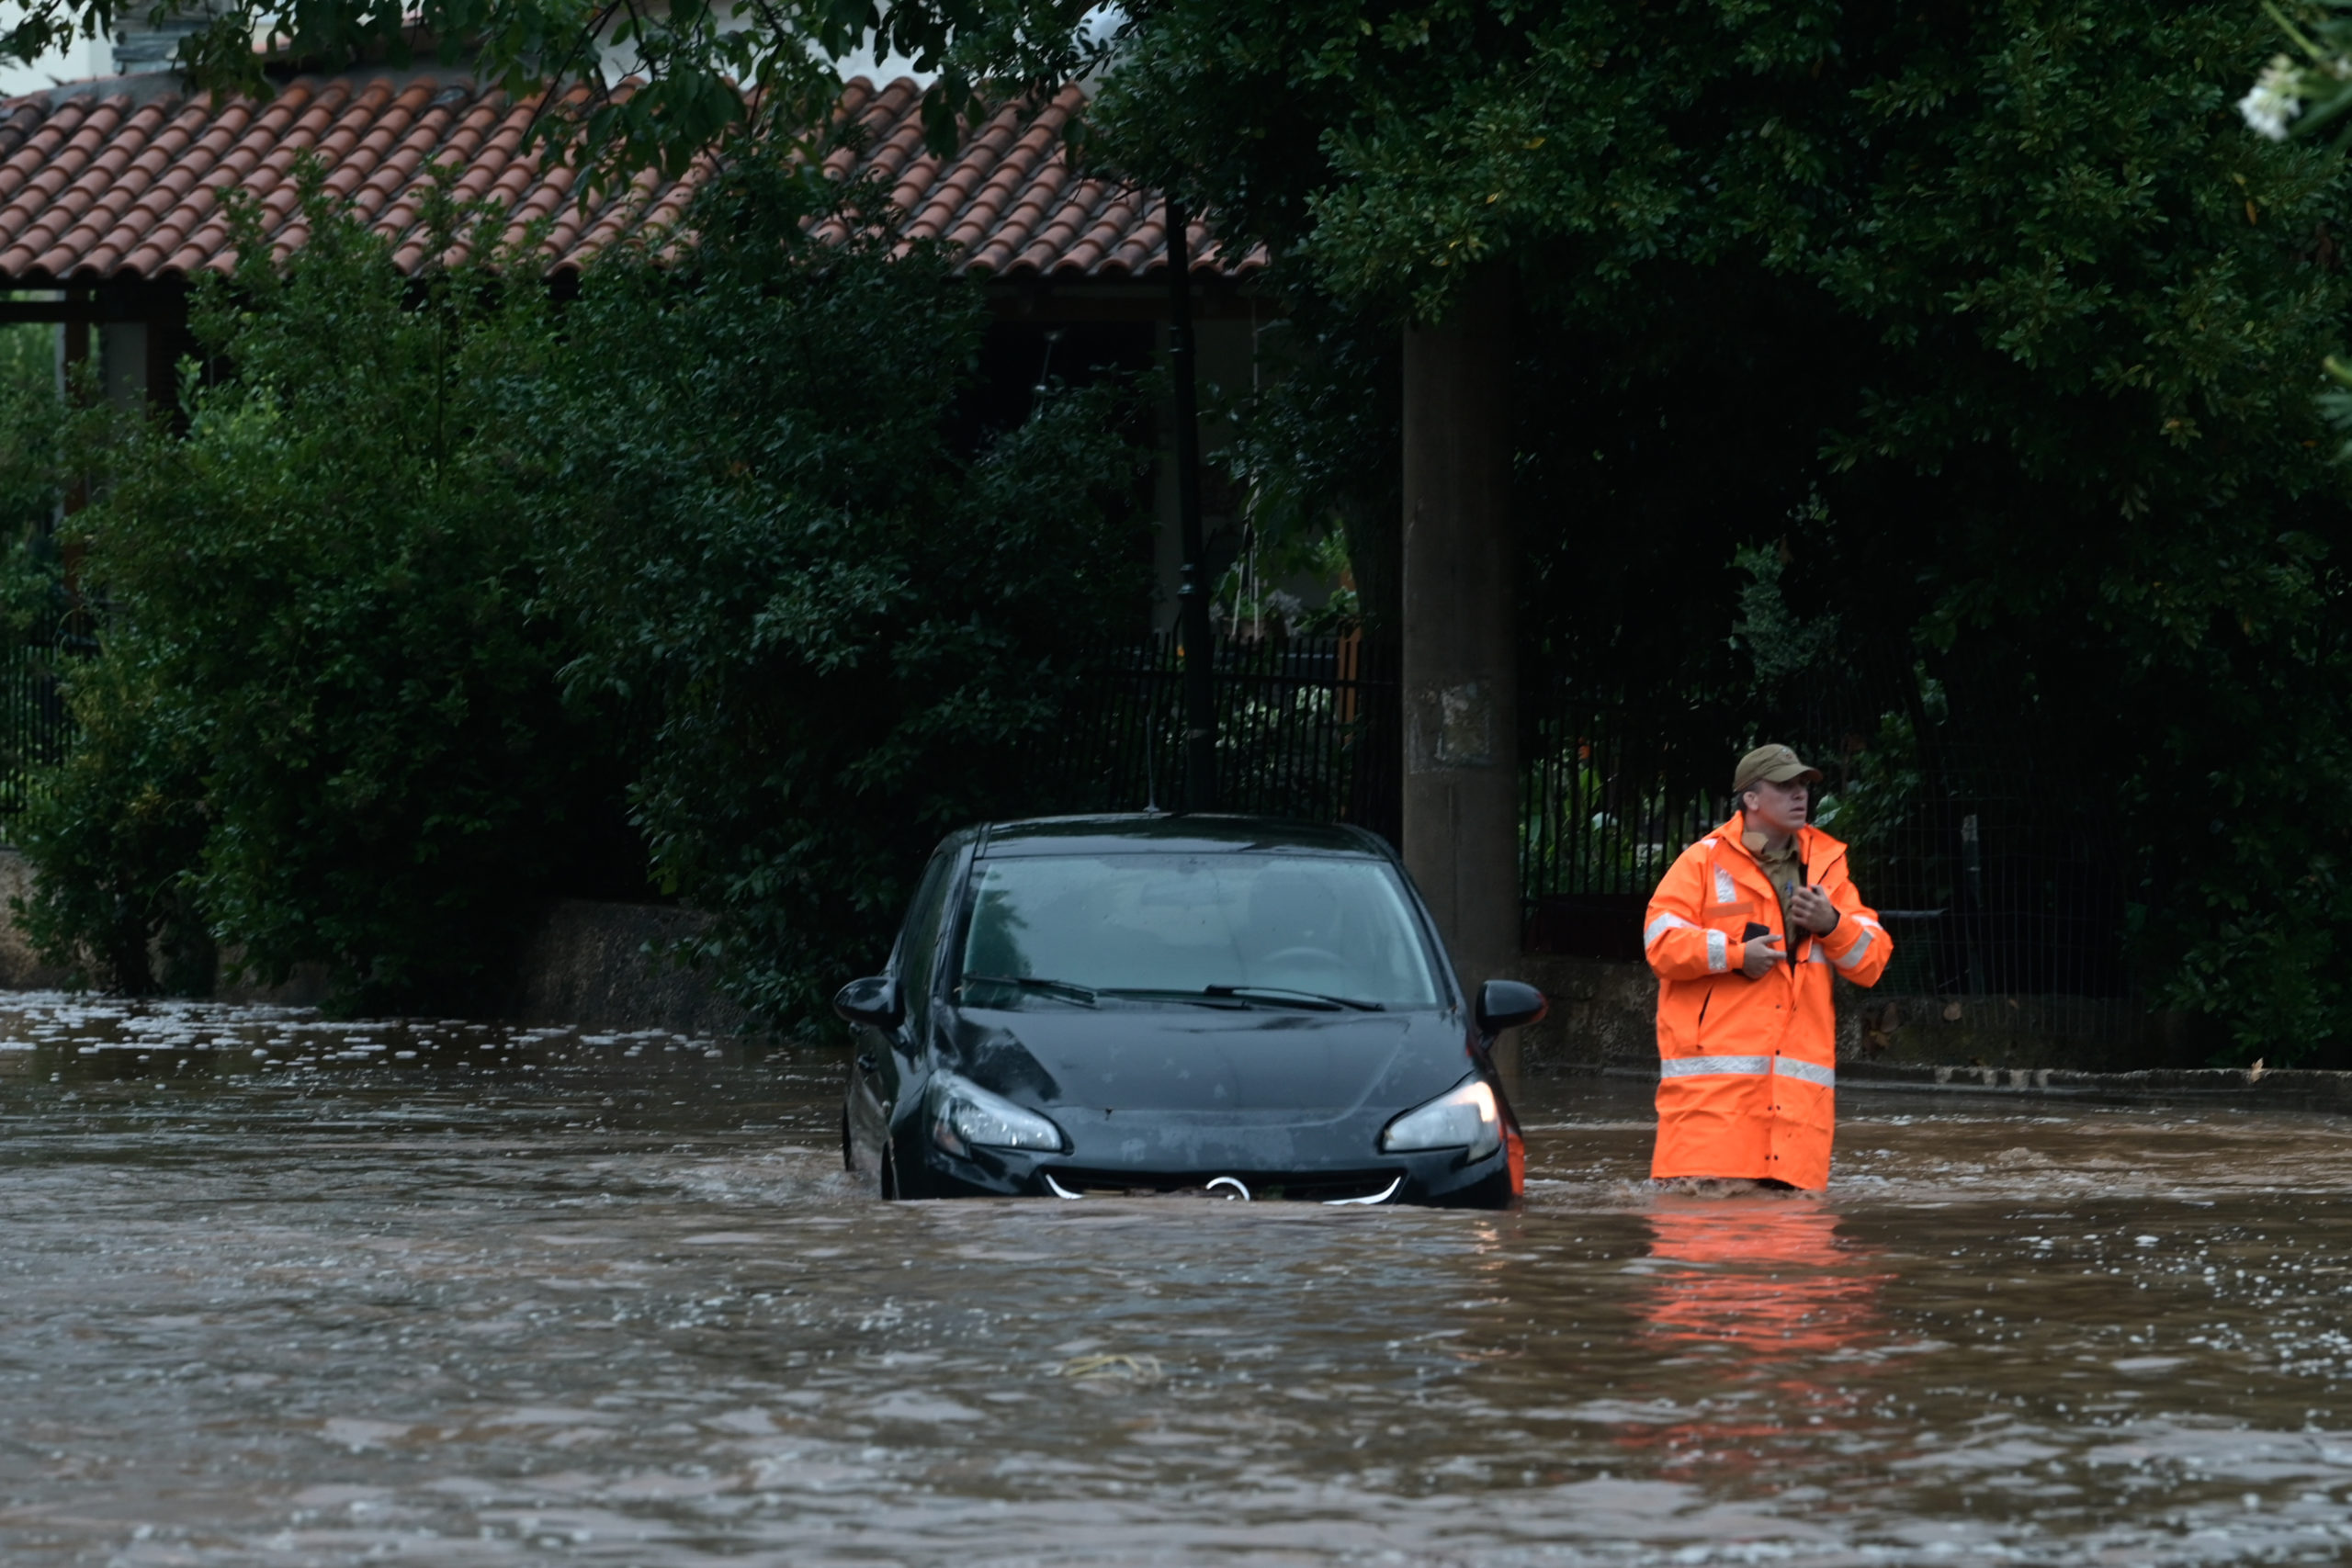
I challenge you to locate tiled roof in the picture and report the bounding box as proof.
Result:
[0,71,1247,283]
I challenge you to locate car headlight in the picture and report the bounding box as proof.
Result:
[926,1069,1067,1156]
[1379,1077,1501,1160]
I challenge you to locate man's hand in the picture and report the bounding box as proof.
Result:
[1740,934,1785,978]
[1788,886,1840,935]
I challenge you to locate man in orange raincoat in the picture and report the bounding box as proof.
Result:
[1642,744,1892,1190]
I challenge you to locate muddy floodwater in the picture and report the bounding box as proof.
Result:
[6,998,2352,1564]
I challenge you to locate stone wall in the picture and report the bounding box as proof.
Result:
[213,897,766,1037]
[0,850,71,990]
[0,841,2210,1062]
[1510,953,1661,1074]
[0,848,762,1036]
[506,899,761,1038]
[1505,950,2200,1077]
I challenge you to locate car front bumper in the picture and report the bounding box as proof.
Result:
[895,1134,1515,1209]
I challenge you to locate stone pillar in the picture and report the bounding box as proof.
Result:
[1400,271,1524,1086]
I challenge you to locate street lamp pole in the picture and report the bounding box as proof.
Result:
[1166,192,1217,813]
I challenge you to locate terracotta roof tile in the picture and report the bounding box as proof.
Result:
[0,70,1261,284]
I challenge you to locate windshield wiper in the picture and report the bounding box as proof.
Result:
[1203,985,1385,1012]
[959,974,1097,1005]
[958,976,1383,1012]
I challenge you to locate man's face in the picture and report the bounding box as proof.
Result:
[1743,776,1810,837]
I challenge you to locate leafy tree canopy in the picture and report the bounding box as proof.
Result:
[1091,1,2352,1057]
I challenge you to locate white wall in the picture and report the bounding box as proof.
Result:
[0,5,110,96]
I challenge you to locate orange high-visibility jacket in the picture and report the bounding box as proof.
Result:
[1642,818,1892,1190]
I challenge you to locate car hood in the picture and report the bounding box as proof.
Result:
[939,1004,1469,1119]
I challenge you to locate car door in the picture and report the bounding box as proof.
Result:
[847,844,957,1178]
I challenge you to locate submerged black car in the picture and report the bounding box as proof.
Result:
[833,815,1546,1208]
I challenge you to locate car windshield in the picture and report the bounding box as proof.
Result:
[955,852,1445,1009]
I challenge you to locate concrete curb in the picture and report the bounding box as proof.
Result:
[1596,1062,2352,1113]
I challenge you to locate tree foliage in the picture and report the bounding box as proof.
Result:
[1095,0,2352,1060]
[0,324,79,644]
[1,0,1104,184]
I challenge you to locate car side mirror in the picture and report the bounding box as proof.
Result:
[1476,978,1549,1035]
[832,976,903,1030]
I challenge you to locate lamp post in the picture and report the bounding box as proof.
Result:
[1166,193,1217,813]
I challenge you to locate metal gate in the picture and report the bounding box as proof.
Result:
[1038,633,1401,845]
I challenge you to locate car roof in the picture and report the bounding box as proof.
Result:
[973,814,1395,859]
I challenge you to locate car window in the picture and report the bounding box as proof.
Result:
[896,848,959,1013]
[956,852,1443,1008]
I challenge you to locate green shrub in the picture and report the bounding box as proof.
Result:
[14,168,605,1009]
[11,147,1148,1025]
[529,151,1150,1026]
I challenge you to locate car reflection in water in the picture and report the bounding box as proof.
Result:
[833,815,1547,1208]
[1621,1199,1899,1478]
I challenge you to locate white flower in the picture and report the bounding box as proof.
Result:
[2239,56,2305,141]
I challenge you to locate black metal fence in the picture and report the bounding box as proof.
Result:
[0,632,78,818]
[0,626,1403,840]
[1040,633,1401,843]
[1046,640,2139,1032]
[1518,688,1732,962]
[0,615,2131,1034]
[1518,665,2139,1034]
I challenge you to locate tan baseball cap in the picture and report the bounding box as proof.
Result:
[1733,742,1822,795]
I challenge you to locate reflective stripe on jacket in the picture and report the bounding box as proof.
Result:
[1643,817,1891,1190]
